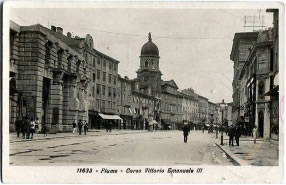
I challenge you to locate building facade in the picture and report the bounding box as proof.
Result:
[9,22,89,133]
[230,32,259,123]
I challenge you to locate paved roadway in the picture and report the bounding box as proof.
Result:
[10,130,234,166]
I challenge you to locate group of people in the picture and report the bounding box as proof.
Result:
[228,125,242,146]
[15,117,47,139]
[72,120,88,135]
[228,124,258,146]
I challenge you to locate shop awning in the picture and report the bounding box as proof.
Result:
[161,119,172,125]
[99,113,123,120]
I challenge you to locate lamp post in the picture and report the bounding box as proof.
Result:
[220,99,227,145]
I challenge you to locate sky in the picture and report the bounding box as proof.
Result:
[10,7,273,103]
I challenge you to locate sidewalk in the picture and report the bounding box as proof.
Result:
[215,133,279,166]
[10,129,149,143]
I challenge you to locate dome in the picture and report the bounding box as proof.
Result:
[141,33,159,57]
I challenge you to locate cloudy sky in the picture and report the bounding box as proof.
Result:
[10,6,273,103]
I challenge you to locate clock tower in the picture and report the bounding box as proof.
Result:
[137,33,162,96]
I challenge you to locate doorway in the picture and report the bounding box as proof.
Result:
[258,111,264,138]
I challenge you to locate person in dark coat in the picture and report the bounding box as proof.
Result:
[78,119,83,135]
[83,121,88,135]
[21,117,29,139]
[42,123,48,137]
[182,124,190,143]
[228,125,234,146]
[15,119,22,138]
[234,125,241,146]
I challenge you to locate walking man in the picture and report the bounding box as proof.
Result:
[228,125,234,146]
[182,124,190,143]
[29,119,36,139]
[234,125,241,146]
[78,119,83,135]
[72,121,77,134]
[84,121,88,135]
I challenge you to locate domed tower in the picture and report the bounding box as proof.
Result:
[137,32,162,96]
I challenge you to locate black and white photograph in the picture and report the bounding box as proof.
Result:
[2,0,284,184]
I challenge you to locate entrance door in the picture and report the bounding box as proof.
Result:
[258,111,264,138]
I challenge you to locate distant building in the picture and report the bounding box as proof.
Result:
[198,95,208,125]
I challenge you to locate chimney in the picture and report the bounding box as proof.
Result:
[67,32,71,38]
[51,25,56,32]
[56,27,63,34]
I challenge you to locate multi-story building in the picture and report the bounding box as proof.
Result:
[231,9,278,140]
[198,95,208,125]
[230,32,259,123]
[207,101,216,125]
[180,88,199,128]
[9,21,89,133]
[266,9,279,140]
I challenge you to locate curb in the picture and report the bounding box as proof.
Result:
[215,143,248,166]
[10,131,149,143]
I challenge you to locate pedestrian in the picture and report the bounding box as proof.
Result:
[26,118,32,139]
[228,125,234,146]
[78,119,83,135]
[35,117,40,133]
[42,123,47,137]
[108,121,112,132]
[182,124,190,143]
[21,117,27,139]
[72,120,77,134]
[252,126,257,144]
[234,125,241,146]
[15,119,22,138]
[84,121,88,135]
[29,118,36,139]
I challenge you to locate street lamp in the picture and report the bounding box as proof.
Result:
[220,99,227,145]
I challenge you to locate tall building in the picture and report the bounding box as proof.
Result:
[230,32,259,123]
[266,9,279,140]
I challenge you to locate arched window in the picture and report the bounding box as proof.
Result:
[145,61,148,67]
[258,81,265,99]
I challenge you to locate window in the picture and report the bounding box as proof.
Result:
[67,55,73,71]
[102,100,105,108]
[97,70,100,80]
[108,87,111,97]
[96,84,100,95]
[96,99,100,109]
[93,58,96,67]
[113,102,116,110]
[57,49,64,68]
[102,85,105,96]
[103,72,106,81]
[108,101,111,109]
[103,60,106,67]
[114,76,117,85]
[92,86,95,97]
[76,61,80,73]
[98,58,101,65]
[109,62,112,70]
[114,64,117,71]
[113,90,116,98]
[45,42,52,64]
[109,74,112,83]
[93,73,96,82]
[145,61,148,67]
[258,81,265,99]
[85,53,88,62]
